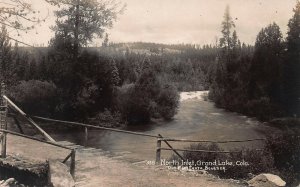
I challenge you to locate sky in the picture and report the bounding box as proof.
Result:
[7,0,297,46]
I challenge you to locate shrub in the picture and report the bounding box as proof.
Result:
[114,76,179,124]
[265,132,300,186]
[172,132,300,185]
[115,83,152,124]
[269,118,300,131]
[10,80,57,116]
[176,143,274,179]
[182,143,222,164]
[156,84,179,120]
[245,97,283,121]
[89,109,124,128]
[223,148,275,179]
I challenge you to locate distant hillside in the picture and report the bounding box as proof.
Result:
[108,42,207,56]
[17,42,216,60]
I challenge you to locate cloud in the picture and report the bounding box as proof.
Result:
[9,0,296,46]
[109,0,295,45]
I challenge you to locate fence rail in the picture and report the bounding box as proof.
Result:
[31,115,159,138]
[0,129,76,177]
[0,93,267,172]
[160,148,241,153]
[159,138,266,143]
[3,96,55,142]
[31,115,267,165]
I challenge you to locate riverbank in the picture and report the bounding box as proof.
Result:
[6,134,244,187]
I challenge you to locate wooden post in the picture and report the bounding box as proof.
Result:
[84,127,88,146]
[158,134,184,161]
[12,116,24,134]
[3,96,55,142]
[0,83,7,158]
[85,127,88,141]
[155,136,161,165]
[1,128,7,158]
[70,150,76,178]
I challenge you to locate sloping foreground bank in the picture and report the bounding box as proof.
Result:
[5,134,243,187]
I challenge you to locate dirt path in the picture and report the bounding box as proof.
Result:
[6,135,246,187]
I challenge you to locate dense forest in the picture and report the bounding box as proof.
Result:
[208,4,300,121]
[0,36,219,125]
[0,1,299,126]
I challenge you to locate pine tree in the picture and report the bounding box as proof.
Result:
[284,1,300,115]
[219,5,235,52]
[109,59,120,87]
[102,33,109,47]
[250,23,283,99]
[210,5,238,107]
[0,26,17,86]
[28,59,37,80]
[50,0,123,59]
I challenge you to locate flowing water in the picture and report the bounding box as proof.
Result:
[49,92,277,163]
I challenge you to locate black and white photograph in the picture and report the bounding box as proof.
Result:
[0,0,299,186]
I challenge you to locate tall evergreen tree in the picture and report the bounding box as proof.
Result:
[109,59,120,87]
[102,33,109,47]
[0,26,17,86]
[50,0,124,59]
[210,5,239,107]
[250,23,284,103]
[284,1,300,115]
[220,5,235,52]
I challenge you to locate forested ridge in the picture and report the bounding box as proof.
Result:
[0,39,219,124]
[0,1,299,125]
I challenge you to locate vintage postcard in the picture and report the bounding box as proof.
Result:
[0,0,299,186]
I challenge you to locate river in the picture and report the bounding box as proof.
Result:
[49,91,277,163]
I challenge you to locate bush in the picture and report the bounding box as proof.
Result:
[176,143,274,180]
[245,97,283,121]
[10,80,57,116]
[88,109,124,128]
[265,132,300,186]
[114,73,179,124]
[223,148,275,179]
[156,84,179,120]
[115,83,152,124]
[269,118,300,131]
[172,132,300,185]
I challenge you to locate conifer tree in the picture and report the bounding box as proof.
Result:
[50,0,124,59]
[102,33,109,47]
[284,1,300,115]
[0,26,17,86]
[210,5,238,107]
[109,59,120,87]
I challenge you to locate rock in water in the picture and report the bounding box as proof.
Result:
[248,173,286,187]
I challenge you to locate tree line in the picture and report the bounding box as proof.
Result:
[0,0,205,126]
[0,28,217,125]
[0,0,299,125]
[209,3,300,120]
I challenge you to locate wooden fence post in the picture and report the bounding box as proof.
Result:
[158,134,184,161]
[0,83,7,158]
[85,127,88,141]
[3,96,55,142]
[156,136,161,165]
[70,150,76,178]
